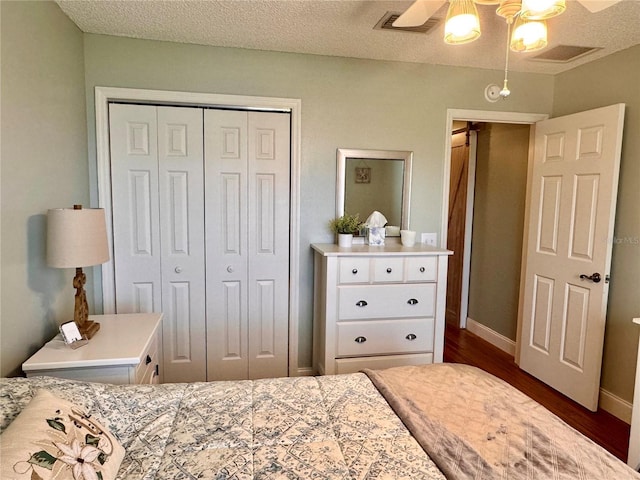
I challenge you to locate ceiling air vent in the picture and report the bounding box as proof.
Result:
[529,45,601,63]
[374,11,440,34]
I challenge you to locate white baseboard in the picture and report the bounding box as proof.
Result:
[464,317,632,424]
[466,317,516,356]
[599,388,632,424]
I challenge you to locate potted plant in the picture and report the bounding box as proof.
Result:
[329,213,363,247]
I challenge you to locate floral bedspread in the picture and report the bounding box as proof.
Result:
[0,374,445,479]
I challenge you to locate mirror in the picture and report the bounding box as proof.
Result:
[336,148,413,234]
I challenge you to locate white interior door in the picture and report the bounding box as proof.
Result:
[110,104,206,383]
[110,104,161,314]
[205,109,290,381]
[519,104,625,410]
[157,106,206,382]
[247,112,291,379]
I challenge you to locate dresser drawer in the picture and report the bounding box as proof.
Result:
[135,331,159,384]
[335,353,434,374]
[339,284,435,320]
[406,257,438,282]
[339,257,370,284]
[373,257,404,283]
[336,318,434,357]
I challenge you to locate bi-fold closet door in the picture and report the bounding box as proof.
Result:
[109,103,290,383]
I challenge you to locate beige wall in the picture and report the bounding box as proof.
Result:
[553,45,640,402]
[468,123,530,339]
[1,1,88,376]
[81,34,554,369]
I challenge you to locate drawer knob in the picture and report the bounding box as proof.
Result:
[227,266,234,273]
[406,333,417,341]
[420,266,426,273]
[386,267,392,273]
[175,266,183,274]
[356,300,368,307]
[355,336,367,343]
[352,268,358,274]
[407,298,419,305]
[145,354,152,365]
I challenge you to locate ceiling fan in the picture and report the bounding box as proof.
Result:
[393,0,623,99]
[393,0,623,30]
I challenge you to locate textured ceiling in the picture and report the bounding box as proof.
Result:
[56,0,640,75]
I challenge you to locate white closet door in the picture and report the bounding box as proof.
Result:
[205,110,249,380]
[157,106,206,382]
[110,104,206,383]
[110,104,161,314]
[205,110,290,380]
[247,112,290,379]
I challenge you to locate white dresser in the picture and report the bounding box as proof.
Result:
[312,243,452,375]
[22,313,163,384]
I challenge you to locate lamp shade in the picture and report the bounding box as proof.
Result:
[47,207,110,268]
[511,16,547,52]
[444,0,481,45]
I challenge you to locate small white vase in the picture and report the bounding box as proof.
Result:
[338,233,353,247]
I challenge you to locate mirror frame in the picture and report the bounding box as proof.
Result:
[336,148,413,230]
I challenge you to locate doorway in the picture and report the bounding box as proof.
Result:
[446,121,532,352]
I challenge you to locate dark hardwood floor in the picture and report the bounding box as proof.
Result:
[444,324,630,461]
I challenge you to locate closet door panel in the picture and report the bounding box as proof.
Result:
[205,109,250,381]
[248,112,290,379]
[109,104,162,314]
[158,107,206,382]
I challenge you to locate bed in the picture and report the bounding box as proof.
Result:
[1,363,638,480]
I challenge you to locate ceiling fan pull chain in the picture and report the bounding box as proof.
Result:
[500,19,513,98]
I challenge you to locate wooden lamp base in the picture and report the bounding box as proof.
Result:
[73,266,100,340]
[79,319,101,339]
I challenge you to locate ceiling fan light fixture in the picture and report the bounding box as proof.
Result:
[511,16,547,51]
[520,0,565,20]
[444,0,481,45]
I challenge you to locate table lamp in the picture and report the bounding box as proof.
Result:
[47,205,110,339]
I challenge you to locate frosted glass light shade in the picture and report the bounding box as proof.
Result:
[47,207,110,268]
[444,0,481,45]
[511,16,548,52]
[520,0,565,20]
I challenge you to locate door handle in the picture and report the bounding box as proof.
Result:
[580,272,601,283]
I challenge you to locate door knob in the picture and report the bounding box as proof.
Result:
[227,266,234,273]
[174,266,182,273]
[579,272,601,283]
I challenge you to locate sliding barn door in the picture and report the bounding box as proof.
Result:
[110,104,206,382]
[205,109,291,380]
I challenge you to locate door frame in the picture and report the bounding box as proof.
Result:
[94,86,303,376]
[442,109,548,353]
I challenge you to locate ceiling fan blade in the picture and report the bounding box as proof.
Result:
[393,0,447,28]
[576,0,623,13]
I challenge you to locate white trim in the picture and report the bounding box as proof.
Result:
[94,86,303,376]
[442,109,549,330]
[599,388,632,424]
[465,318,631,422]
[459,131,477,329]
[466,317,516,356]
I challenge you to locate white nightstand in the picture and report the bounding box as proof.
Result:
[22,313,163,384]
